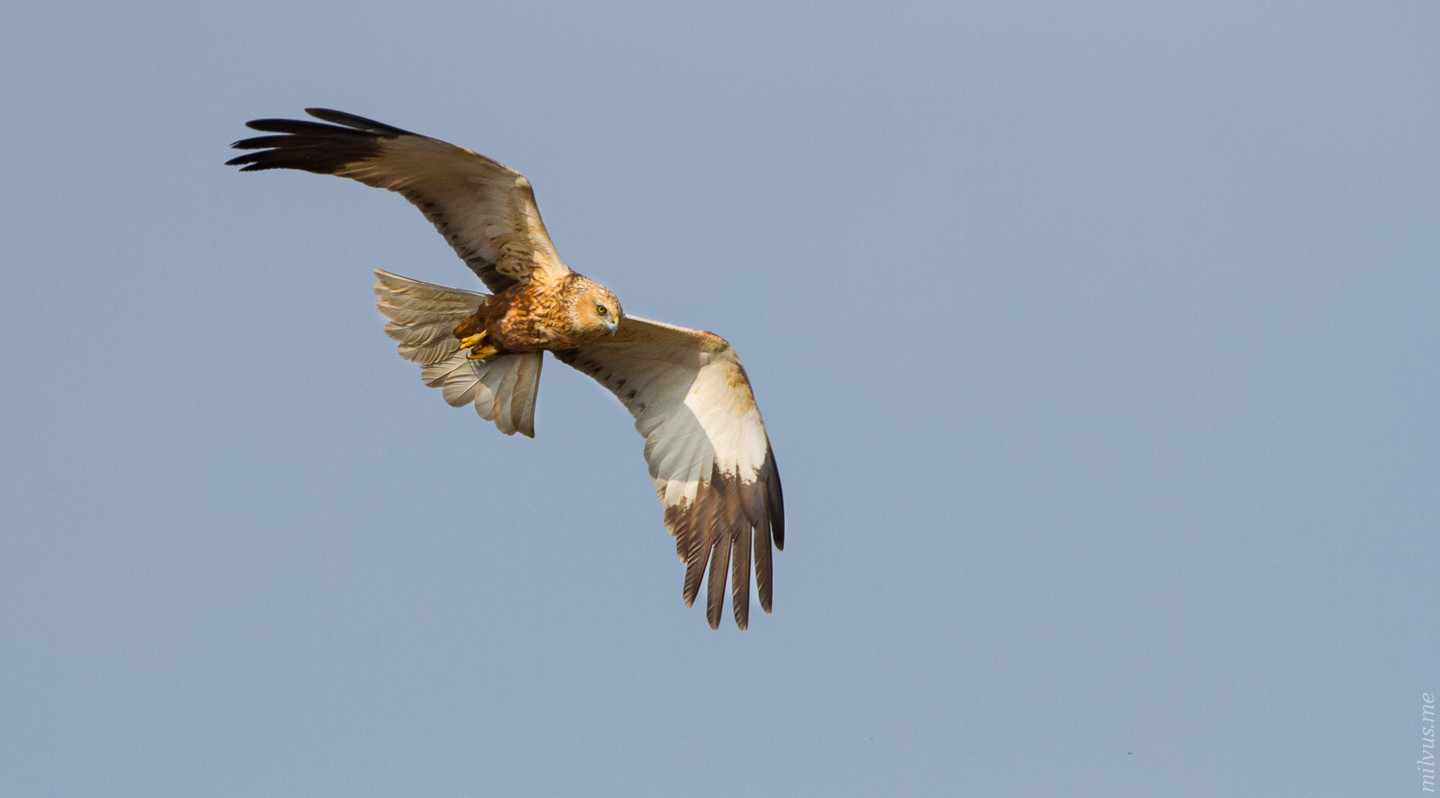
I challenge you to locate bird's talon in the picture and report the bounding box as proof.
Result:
[467,344,500,360]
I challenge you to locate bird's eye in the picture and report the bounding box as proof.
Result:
[596,304,608,317]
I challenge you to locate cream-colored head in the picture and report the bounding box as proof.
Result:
[565,275,624,338]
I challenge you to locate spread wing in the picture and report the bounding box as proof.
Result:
[228,108,568,293]
[555,318,784,629]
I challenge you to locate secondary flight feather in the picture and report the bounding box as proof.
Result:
[228,109,783,629]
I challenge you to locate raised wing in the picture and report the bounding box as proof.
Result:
[555,318,784,629]
[228,108,568,293]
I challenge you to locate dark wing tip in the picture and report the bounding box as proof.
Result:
[302,108,417,138]
[227,109,406,175]
[667,461,783,630]
[731,513,752,630]
[761,449,784,551]
[705,534,731,630]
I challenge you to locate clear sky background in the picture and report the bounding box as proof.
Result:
[2,2,1436,795]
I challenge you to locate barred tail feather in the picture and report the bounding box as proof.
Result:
[373,269,542,437]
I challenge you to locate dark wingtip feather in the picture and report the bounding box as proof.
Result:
[244,118,311,134]
[706,536,728,630]
[764,450,785,551]
[731,518,752,630]
[304,108,416,138]
[226,110,400,175]
[662,458,785,629]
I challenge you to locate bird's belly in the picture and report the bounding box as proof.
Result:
[490,320,551,352]
[491,316,593,353]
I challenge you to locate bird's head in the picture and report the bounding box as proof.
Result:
[573,278,624,337]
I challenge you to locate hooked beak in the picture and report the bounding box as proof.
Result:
[607,315,621,336]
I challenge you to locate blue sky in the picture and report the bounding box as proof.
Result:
[2,2,1437,795]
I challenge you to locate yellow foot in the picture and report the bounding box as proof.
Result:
[457,330,499,360]
[467,344,500,361]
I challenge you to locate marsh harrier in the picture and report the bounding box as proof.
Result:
[228,110,783,629]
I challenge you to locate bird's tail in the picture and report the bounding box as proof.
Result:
[373,269,543,437]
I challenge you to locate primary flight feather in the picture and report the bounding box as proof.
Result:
[228,109,783,629]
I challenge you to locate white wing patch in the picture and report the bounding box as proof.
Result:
[373,269,542,437]
[683,356,770,481]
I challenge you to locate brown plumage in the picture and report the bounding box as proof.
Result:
[454,273,621,355]
[229,109,783,629]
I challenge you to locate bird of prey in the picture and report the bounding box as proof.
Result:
[228,109,783,629]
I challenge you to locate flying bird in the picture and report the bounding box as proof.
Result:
[228,109,783,629]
